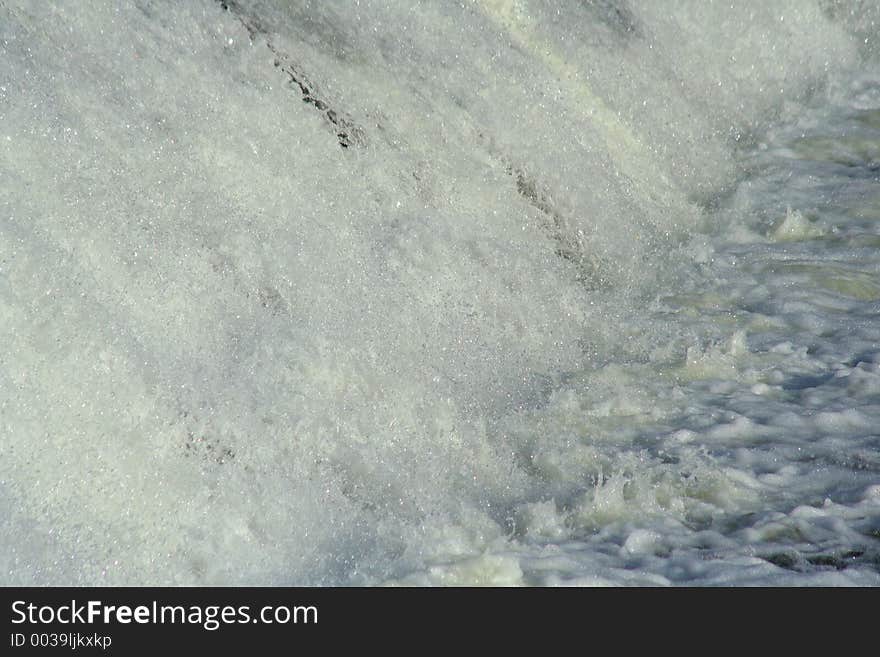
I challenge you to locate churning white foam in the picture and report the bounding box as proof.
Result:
[1,0,879,585]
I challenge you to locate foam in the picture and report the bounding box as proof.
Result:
[2,0,879,585]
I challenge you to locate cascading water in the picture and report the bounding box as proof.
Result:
[1,0,879,585]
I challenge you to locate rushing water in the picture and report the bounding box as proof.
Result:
[1,0,879,585]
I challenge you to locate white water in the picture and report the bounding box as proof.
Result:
[1,0,879,585]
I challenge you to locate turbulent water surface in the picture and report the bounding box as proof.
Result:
[2,0,880,585]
